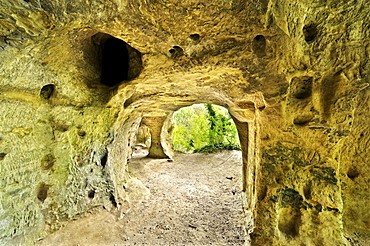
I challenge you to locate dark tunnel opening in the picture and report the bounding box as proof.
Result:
[91,32,143,87]
[101,37,130,86]
[252,35,266,58]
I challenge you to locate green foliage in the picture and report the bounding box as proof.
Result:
[172,104,240,153]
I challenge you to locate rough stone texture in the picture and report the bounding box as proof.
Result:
[0,0,370,245]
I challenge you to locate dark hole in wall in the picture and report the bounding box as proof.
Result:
[101,37,129,86]
[100,36,143,87]
[77,129,86,137]
[188,34,200,44]
[124,97,134,108]
[0,153,6,160]
[101,153,108,168]
[109,194,117,207]
[252,35,266,57]
[40,84,55,99]
[88,190,95,199]
[303,23,317,42]
[37,183,49,203]
[168,46,184,59]
[347,166,360,180]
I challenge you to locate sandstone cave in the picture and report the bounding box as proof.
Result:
[1,1,370,245]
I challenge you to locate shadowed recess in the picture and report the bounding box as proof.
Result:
[37,183,49,203]
[40,84,55,99]
[303,23,318,42]
[252,35,266,57]
[99,35,143,87]
[101,37,130,86]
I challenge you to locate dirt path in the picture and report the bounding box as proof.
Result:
[38,150,248,246]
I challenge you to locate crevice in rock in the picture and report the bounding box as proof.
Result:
[124,97,134,108]
[109,194,117,207]
[320,72,342,121]
[101,152,108,168]
[258,185,268,201]
[303,181,312,200]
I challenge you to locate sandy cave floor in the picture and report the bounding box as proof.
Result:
[37,150,249,246]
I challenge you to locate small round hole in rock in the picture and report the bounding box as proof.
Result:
[77,130,86,137]
[37,183,49,203]
[0,153,7,160]
[40,84,55,99]
[188,34,200,44]
[347,166,360,180]
[88,190,95,199]
[189,34,200,41]
[168,46,184,59]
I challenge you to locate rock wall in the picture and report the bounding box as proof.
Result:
[0,0,369,245]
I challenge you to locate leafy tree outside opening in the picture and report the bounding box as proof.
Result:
[172,104,240,153]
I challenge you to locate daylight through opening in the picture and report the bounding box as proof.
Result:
[171,103,241,153]
[126,103,247,244]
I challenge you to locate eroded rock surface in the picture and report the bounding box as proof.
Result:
[0,0,370,245]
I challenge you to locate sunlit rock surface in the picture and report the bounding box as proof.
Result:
[0,0,369,245]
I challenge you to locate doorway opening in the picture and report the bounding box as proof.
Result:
[124,103,247,245]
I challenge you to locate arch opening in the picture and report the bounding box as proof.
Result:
[124,103,248,244]
[124,104,249,245]
[130,121,152,159]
